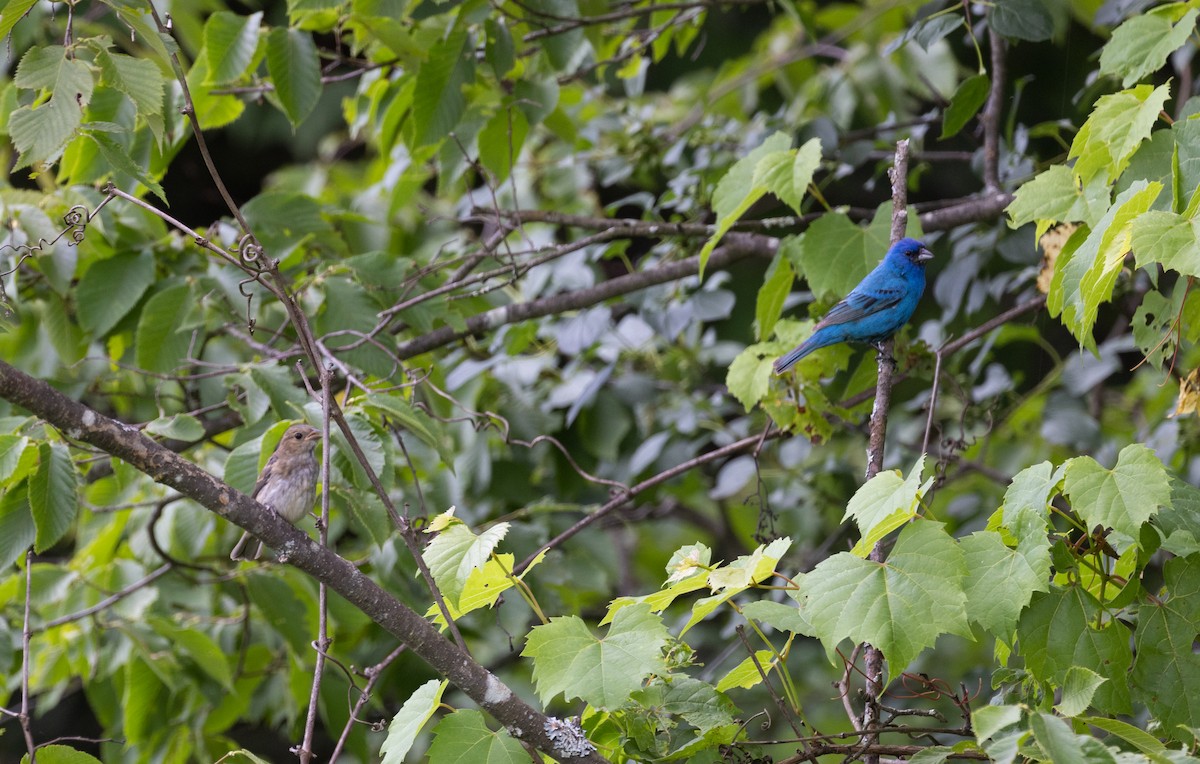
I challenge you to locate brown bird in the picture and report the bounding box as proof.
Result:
[230,423,322,561]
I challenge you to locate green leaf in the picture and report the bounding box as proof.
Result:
[150,617,234,690]
[1064,443,1170,547]
[94,47,165,124]
[523,603,670,709]
[0,485,35,569]
[363,394,453,466]
[77,251,155,337]
[843,454,931,557]
[266,28,321,127]
[1131,555,1200,731]
[1029,712,1098,763]
[1053,181,1161,345]
[422,520,510,607]
[477,105,528,185]
[0,435,29,486]
[525,0,588,72]
[29,442,78,552]
[10,49,94,167]
[941,73,990,139]
[1100,6,1198,88]
[755,250,794,341]
[241,191,332,262]
[794,206,896,298]
[1131,210,1200,276]
[84,132,166,202]
[0,0,39,42]
[426,710,528,763]
[800,521,969,674]
[715,650,777,692]
[753,136,821,214]
[19,744,103,764]
[245,571,315,655]
[144,414,206,441]
[1006,165,1110,230]
[632,675,736,733]
[740,600,811,634]
[1000,461,1057,543]
[973,704,1022,741]
[1055,666,1106,717]
[123,655,168,747]
[988,0,1054,42]
[410,25,472,148]
[725,343,775,411]
[380,679,447,764]
[186,45,245,129]
[697,131,792,277]
[203,11,263,84]
[135,282,192,374]
[960,531,1049,636]
[1078,716,1167,756]
[1017,589,1132,713]
[1070,83,1171,186]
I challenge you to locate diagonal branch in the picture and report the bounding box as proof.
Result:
[0,358,610,764]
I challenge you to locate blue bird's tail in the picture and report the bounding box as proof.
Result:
[773,336,822,374]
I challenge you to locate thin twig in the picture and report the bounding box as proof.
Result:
[20,551,36,763]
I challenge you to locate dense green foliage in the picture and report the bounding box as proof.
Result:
[5,0,1200,762]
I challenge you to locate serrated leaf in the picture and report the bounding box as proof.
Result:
[29,442,78,552]
[145,414,206,441]
[1006,165,1111,230]
[844,454,930,556]
[1100,7,1198,88]
[1131,209,1200,276]
[698,131,792,277]
[135,282,192,373]
[801,521,968,674]
[0,0,39,42]
[756,249,793,343]
[523,603,670,709]
[410,25,472,148]
[362,394,453,467]
[1053,181,1161,345]
[1064,443,1170,547]
[725,343,775,411]
[85,132,166,201]
[1055,665,1106,717]
[942,73,989,139]
[961,531,1049,637]
[715,650,776,692]
[0,486,35,569]
[203,11,262,84]
[988,0,1054,42]
[1070,83,1171,186]
[426,710,527,763]
[423,521,510,607]
[753,136,821,214]
[123,655,167,747]
[477,105,528,185]
[795,206,896,298]
[1018,589,1132,713]
[150,618,233,690]
[77,251,155,337]
[0,435,29,486]
[380,679,447,764]
[1131,555,1200,730]
[94,48,165,123]
[267,27,321,127]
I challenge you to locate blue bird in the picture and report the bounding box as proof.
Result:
[774,237,934,373]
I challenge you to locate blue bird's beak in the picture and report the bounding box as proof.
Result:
[917,247,934,263]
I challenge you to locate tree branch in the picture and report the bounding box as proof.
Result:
[0,358,610,764]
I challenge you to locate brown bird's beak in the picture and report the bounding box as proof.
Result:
[917,247,934,263]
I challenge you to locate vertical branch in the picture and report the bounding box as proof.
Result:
[20,550,36,763]
[981,28,1007,193]
[299,368,335,763]
[860,138,910,764]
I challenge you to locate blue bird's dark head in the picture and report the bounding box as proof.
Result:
[890,237,934,266]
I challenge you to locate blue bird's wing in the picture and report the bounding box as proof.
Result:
[813,286,905,330]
